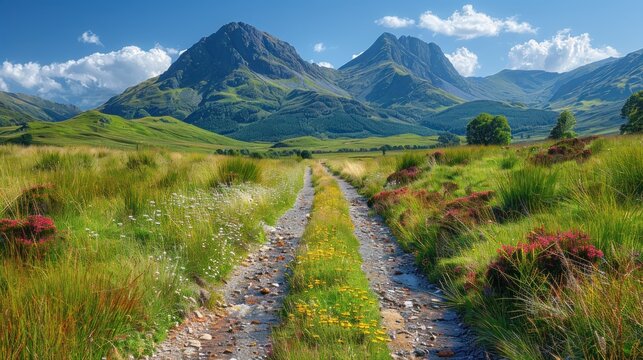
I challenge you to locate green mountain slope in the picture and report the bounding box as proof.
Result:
[422,100,558,136]
[0,91,81,125]
[0,111,260,152]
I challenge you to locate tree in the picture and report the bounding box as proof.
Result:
[380,144,392,156]
[620,91,643,134]
[466,113,511,145]
[437,132,461,146]
[549,110,577,139]
[300,150,312,159]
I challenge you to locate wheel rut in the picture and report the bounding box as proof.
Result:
[330,170,489,360]
[150,168,313,360]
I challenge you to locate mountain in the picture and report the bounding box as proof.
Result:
[0,91,81,125]
[100,22,424,141]
[0,110,257,152]
[98,22,642,140]
[338,33,466,119]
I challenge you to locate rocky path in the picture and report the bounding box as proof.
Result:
[150,168,313,360]
[330,171,488,360]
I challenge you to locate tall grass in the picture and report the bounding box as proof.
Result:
[213,157,262,186]
[496,166,560,216]
[395,152,424,171]
[0,145,304,358]
[330,134,643,359]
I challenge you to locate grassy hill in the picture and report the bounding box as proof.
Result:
[0,91,81,125]
[0,111,264,152]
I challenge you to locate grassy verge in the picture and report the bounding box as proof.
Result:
[272,164,390,360]
[0,145,304,358]
[327,135,643,359]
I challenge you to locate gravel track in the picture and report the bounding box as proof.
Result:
[330,169,489,360]
[149,168,313,360]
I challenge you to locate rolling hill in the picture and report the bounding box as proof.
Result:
[0,111,261,152]
[0,91,81,125]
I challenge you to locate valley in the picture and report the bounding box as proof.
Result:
[0,5,641,360]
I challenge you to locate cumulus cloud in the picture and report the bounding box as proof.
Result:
[352,51,364,60]
[79,30,102,45]
[313,42,326,53]
[0,45,180,107]
[316,61,334,69]
[508,30,619,72]
[0,78,7,91]
[445,47,479,76]
[375,16,415,28]
[418,4,536,39]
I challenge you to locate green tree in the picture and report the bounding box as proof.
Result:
[380,144,392,156]
[466,113,511,145]
[437,132,461,146]
[620,91,643,134]
[549,110,577,139]
[300,150,312,159]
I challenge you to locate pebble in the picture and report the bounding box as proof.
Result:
[199,334,212,340]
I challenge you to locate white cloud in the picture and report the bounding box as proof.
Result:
[79,30,102,45]
[375,16,415,28]
[508,30,619,72]
[313,42,326,53]
[418,4,536,40]
[316,61,334,69]
[445,47,479,76]
[0,78,7,91]
[352,51,364,60]
[0,45,179,107]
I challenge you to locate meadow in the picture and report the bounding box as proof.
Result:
[0,145,304,357]
[272,164,390,359]
[328,134,642,359]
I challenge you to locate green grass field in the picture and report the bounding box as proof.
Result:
[0,146,304,357]
[328,134,642,359]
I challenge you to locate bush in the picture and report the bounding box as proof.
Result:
[11,183,61,216]
[0,215,58,256]
[440,191,495,236]
[497,167,559,216]
[396,152,424,171]
[531,137,594,166]
[430,150,446,164]
[213,157,262,186]
[386,166,421,185]
[300,150,312,159]
[487,228,603,292]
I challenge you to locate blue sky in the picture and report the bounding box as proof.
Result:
[1,0,641,107]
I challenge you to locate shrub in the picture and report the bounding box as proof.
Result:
[126,152,157,170]
[213,157,262,186]
[300,150,312,159]
[497,167,559,216]
[11,183,62,216]
[487,228,603,292]
[440,191,495,235]
[386,166,421,185]
[531,137,595,166]
[396,152,424,171]
[369,187,409,212]
[0,215,58,255]
[430,150,446,164]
